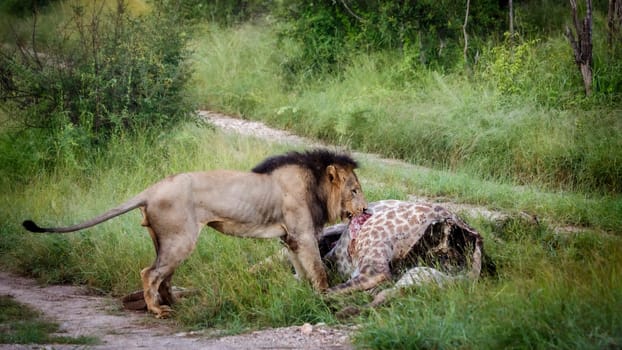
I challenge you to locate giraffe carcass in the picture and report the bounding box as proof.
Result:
[321,200,484,306]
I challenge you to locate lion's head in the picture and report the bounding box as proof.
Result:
[326,163,367,223]
[252,149,367,227]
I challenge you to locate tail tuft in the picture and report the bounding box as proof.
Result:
[22,220,46,233]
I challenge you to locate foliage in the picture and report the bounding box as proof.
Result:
[170,0,270,26]
[0,0,193,169]
[276,2,351,79]
[189,23,622,194]
[514,0,577,37]
[274,0,505,76]
[186,23,285,116]
[0,0,60,17]
[1,1,621,347]
[480,37,541,95]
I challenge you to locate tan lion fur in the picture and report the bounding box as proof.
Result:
[22,149,367,318]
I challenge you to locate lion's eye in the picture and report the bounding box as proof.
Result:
[351,189,358,195]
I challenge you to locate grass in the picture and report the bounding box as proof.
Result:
[0,295,98,345]
[188,23,622,195]
[0,123,621,349]
[0,0,150,45]
[354,219,622,349]
[355,153,622,232]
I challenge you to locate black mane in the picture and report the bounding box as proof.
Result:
[252,149,358,180]
[252,149,359,232]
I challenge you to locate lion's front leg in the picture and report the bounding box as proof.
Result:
[286,233,329,291]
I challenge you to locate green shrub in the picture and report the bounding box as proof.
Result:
[174,0,270,26]
[275,0,505,78]
[0,0,193,168]
[0,0,59,17]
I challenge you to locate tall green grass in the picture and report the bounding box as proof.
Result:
[189,23,621,194]
[355,221,622,349]
[355,154,622,232]
[188,22,289,118]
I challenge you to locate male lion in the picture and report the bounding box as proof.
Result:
[22,149,367,318]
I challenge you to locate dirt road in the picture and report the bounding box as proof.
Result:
[0,271,353,349]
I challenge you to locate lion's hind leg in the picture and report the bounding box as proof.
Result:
[140,266,168,317]
[141,262,181,318]
[141,218,200,319]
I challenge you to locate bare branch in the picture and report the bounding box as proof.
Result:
[607,0,621,49]
[566,0,593,96]
[463,0,470,64]
[339,0,365,22]
[509,0,514,41]
[30,6,43,69]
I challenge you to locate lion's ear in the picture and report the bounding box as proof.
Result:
[326,165,340,184]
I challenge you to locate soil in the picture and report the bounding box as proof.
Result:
[0,270,353,349]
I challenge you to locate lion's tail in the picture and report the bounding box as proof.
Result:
[22,195,146,234]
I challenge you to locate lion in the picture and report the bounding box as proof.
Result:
[22,149,367,318]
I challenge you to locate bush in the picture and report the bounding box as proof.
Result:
[173,0,270,26]
[275,0,506,78]
[0,0,194,166]
[0,0,59,17]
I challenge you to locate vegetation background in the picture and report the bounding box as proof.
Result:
[0,0,620,348]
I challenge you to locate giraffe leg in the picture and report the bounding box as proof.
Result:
[327,266,391,295]
[330,268,391,319]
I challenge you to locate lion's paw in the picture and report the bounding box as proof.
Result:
[154,305,175,319]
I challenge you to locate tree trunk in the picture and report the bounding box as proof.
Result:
[608,0,622,49]
[509,0,514,44]
[463,0,470,65]
[565,0,593,96]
